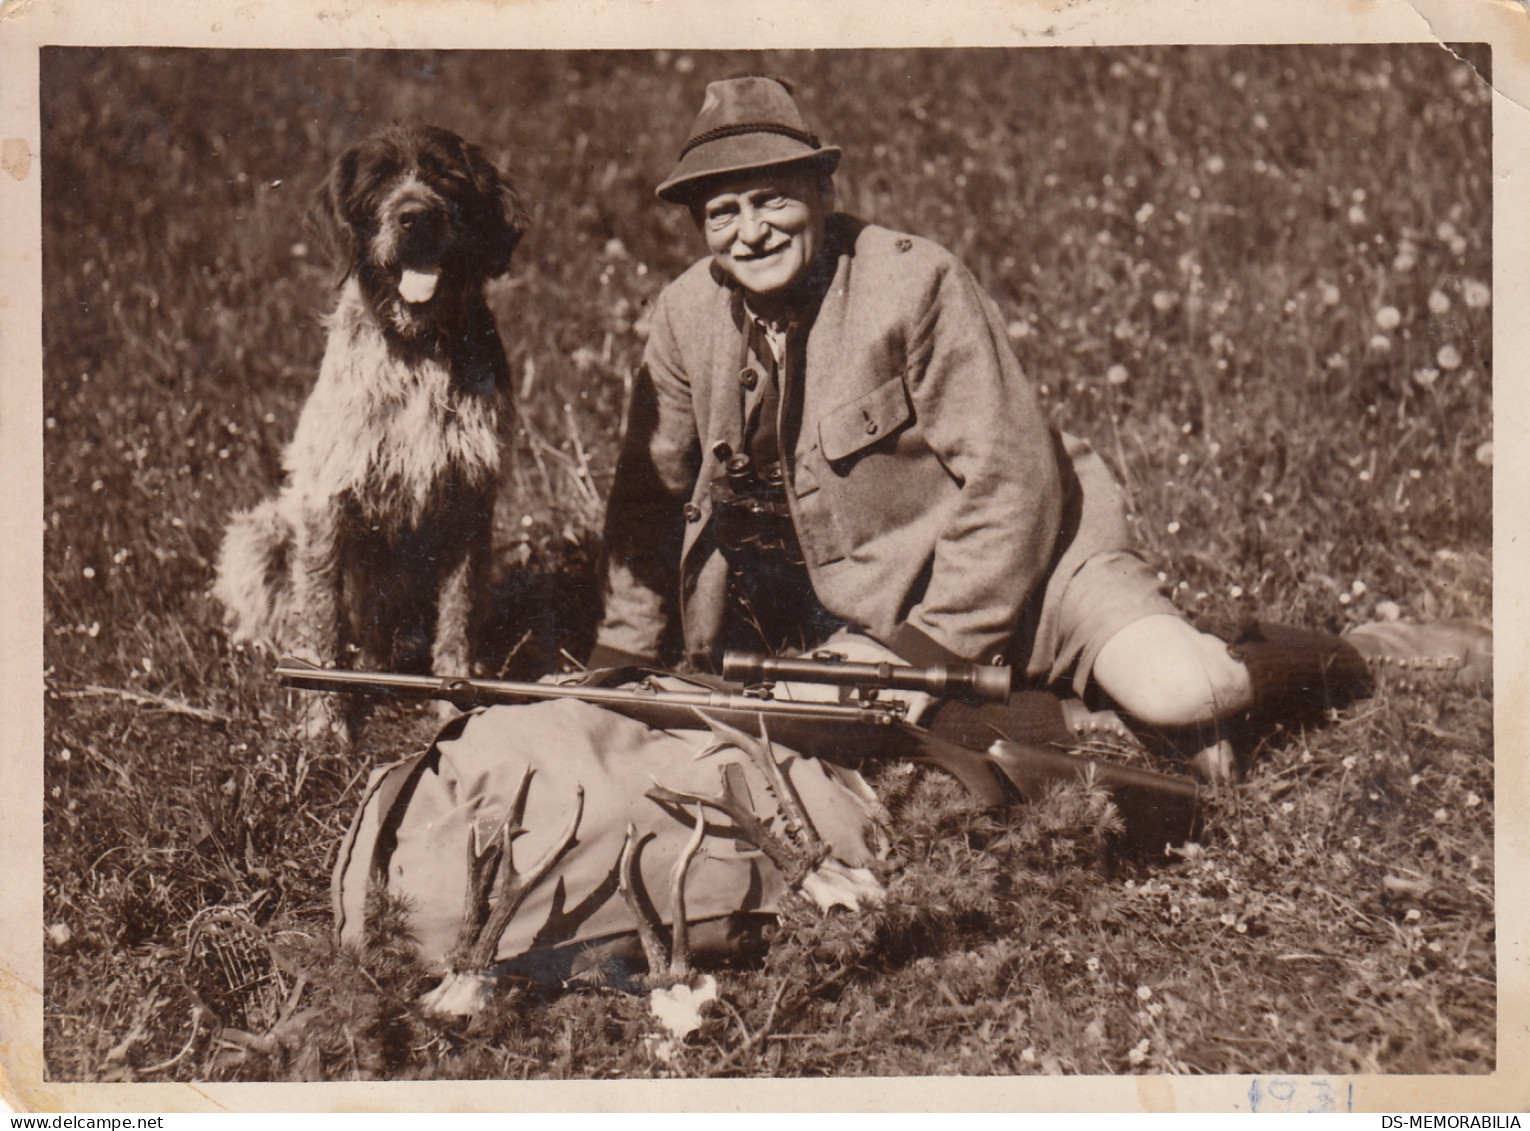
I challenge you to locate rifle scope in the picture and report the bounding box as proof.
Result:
[722,650,1012,704]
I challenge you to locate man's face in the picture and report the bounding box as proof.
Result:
[696,167,830,302]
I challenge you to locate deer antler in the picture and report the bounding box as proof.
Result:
[655,727,886,916]
[618,804,708,986]
[618,825,669,980]
[695,712,828,868]
[421,775,585,1016]
[468,784,584,969]
[667,803,706,980]
[448,766,536,963]
[647,763,812,887]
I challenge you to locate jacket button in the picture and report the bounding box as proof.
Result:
[739,366,759,390]
[682,503,702,522]
[865,419,879,435]
[895,237,913,252]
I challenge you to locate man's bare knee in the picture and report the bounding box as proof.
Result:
[1093,615,1253,728]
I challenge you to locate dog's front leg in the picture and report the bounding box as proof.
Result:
[429,503,491,718]
[288,497,347,741]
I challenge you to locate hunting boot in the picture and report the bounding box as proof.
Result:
[1343,619,1493,695]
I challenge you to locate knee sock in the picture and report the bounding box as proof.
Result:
[1217,621,1373,728]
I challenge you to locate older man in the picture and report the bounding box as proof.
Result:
[590,76,1485,766]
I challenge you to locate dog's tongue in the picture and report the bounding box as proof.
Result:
[399,267,440,305]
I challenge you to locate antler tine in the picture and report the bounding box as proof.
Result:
[469,784,585,969]
[618,823,671,979]
[503,763,538,831]
[753,715,828,862]
[447,816,510,964]
[648,766,810,887]
[667,803,707,981]
[695,711,828,868]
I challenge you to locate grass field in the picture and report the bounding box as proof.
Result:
[39,45,1494,1081]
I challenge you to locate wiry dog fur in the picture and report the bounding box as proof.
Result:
[214,124,527,735]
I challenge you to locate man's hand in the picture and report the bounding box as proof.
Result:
[770,631,937,726]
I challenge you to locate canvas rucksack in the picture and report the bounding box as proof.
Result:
[332,692,885,985]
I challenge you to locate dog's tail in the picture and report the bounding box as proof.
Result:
[212,498,296,652]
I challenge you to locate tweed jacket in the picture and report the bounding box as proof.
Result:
[596,215,1129,681]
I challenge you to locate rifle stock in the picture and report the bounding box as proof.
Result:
[275,656,1199,851]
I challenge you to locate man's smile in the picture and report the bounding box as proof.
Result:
[737,242,789,261]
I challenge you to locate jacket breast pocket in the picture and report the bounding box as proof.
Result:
[819,376,911,466]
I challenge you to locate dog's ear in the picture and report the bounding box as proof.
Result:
[461,140,529,280]
[308,143,369,283]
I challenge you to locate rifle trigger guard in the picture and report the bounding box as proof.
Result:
[442,678,479,709]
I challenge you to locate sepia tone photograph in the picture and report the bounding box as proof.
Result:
[4,0,1527,1113]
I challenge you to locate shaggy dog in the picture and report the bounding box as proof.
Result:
[214,124,527,737]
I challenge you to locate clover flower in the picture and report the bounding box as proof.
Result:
[1375,305,1402,331]
[1412,367,1439,388]
[1437,344,1462,370]
[1107,364,1130,386]
[1428,290,1452,315]
[1462,279,1491,308]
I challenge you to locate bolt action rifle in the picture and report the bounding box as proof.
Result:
[276,650,1200,851]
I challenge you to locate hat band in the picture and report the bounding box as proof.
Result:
[679,121,822,159]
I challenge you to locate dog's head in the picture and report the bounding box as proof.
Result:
[313,124,529,340]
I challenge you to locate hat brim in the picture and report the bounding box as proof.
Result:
[656,136,841,204]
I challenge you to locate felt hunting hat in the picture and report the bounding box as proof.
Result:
[656,76,841,204]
